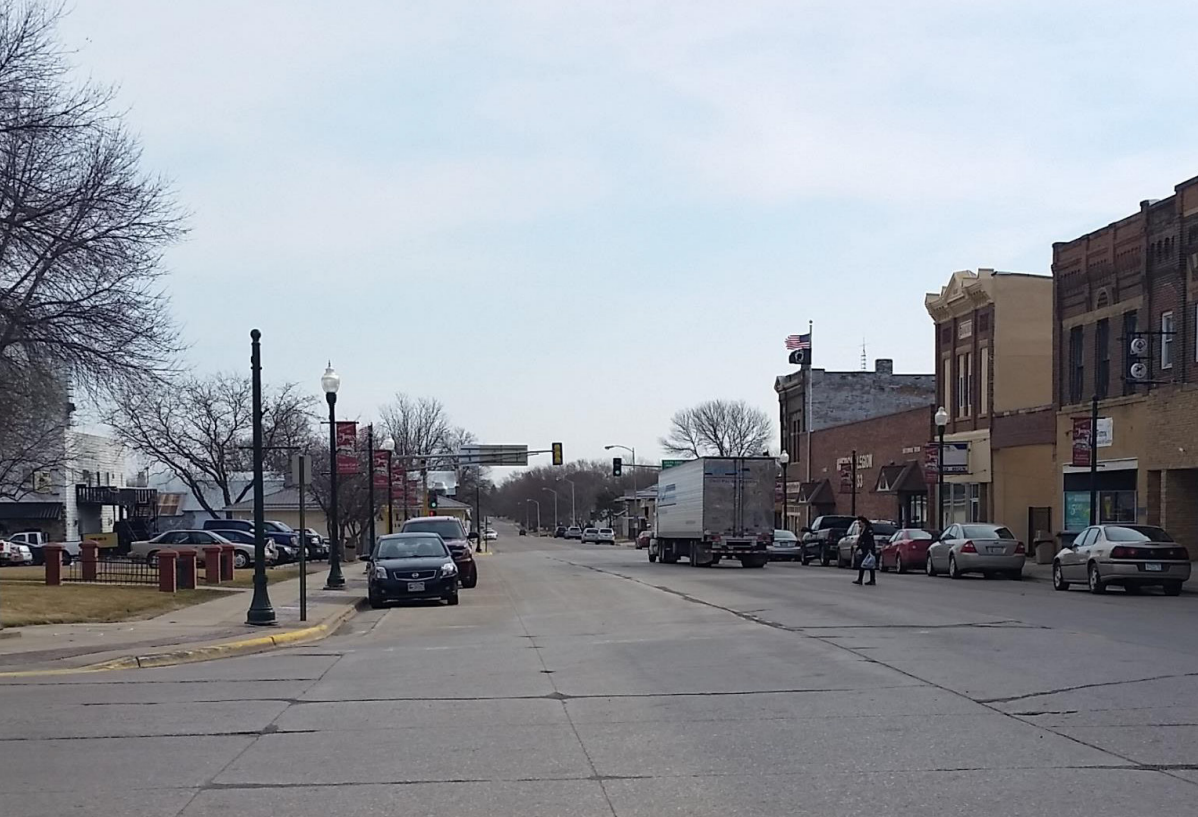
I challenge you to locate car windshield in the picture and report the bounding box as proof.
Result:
[402,520,466,540]
[962,525,1015,539]
[774,530,797,541]
[267,521,293,532]
[599,528,613,534]
[1105,525,1174,543]
[870,522,897,536]
[904,530,934,540]
[376,536,448,559]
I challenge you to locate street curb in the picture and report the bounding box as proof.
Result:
[0,598,368,678]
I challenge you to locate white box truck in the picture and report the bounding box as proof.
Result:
[649,457,775,568]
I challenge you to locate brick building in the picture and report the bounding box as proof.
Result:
[775,358,935,530]
[789,405,935,528]
[925,269,1055,544]
[1052,174,1198,555]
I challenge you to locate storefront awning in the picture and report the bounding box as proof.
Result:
[875,462,926,494]
[0,501,62,521]
[795,479,834,505]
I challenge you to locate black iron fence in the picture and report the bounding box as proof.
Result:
[62,555,158,586]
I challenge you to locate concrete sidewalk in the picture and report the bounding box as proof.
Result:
[0,568,368,674]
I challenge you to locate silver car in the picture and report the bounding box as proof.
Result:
[1053,524,1192,596]
[925,523,1026,579]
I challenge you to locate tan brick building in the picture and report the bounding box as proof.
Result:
[1052,174,1198,556]
[925,269,1055,543]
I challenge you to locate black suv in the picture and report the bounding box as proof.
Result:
[800,515,856,565]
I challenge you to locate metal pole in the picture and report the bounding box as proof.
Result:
[475,469,482,552]
[631,446,637,535]
[938,424,946,531]
[386,450,394,534]
[298,454,307,622]
[402,456,410,521]
[324,392,345,589]
[1089,394,1099,526]
[850,449,857,517]
[246,329,276,625]
[367,425,375,563]
[563,478,576,526]
[782,462,788,532]
[422,461,428,516]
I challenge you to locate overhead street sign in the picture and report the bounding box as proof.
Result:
[661,459,691,470]
[458,444,529,467]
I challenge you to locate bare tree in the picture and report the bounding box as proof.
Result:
[0,1,184,394]
[378,393,454,469]
[661,399,773,458]
[0,359,68,500]
[106,374,313,517]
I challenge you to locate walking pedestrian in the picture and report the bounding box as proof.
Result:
[851,516,877,586]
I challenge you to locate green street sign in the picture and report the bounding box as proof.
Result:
[661,459,690,470]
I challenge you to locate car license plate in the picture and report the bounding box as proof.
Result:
[407,581,425,591]
[987,546,1005,554]
[1144,563,1162,572]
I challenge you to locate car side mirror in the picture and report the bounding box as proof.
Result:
[467,531,480,541]
[800,527,811,534]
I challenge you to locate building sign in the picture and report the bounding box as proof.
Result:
[902,445,923,456]
[924,441,968,477]
[958,319,973,340]
[836,453,872,470]
[335,422,359,475]
[1071,417,1113,467]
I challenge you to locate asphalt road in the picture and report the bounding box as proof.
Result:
[3,520,1198,816]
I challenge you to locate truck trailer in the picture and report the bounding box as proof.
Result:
[649,457,774,568]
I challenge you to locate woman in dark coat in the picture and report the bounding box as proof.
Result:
[851,516,877,586]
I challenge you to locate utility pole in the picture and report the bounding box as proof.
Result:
[366,425,375,562]
[246,329,275,625]
[850,449,857,517]
[1089,394,1099,526]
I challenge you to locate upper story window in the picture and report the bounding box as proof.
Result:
[955,352,972,418]
[958,319,973,340]
[1161,311,1175,370]
[1095,319,1110,400]
[1069,326,1084,404]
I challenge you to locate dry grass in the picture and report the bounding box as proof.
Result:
[226,561,324,588]
[0,566,44,583]
[0,584,226,627]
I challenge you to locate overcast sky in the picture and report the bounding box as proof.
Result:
[62,1,1198,469]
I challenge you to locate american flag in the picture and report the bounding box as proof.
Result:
[785,333,811,351]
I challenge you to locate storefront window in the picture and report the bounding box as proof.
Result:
[1064,490,1137,531]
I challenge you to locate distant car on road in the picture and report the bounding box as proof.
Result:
[554,526,567,538]
[581,527,600,544]
[368,533,459,608]
[636,530,653,550]
[1053,524,1191,595]
[800,515,855,565]
[484,528,498,541]
[565,526,582,540]
[879,528,934,573]
[0,540,34,565]
[925,523,1025,580]
[767,529,801,561]
[837,520,897,568]
[519,528,527,536]
[596,528,615,545]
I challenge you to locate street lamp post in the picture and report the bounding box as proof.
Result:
[527,498,541,531]
[380,437,395,534]
[246,329,276,625]
[605,444,637,535]
[366,424,375,562]
[542,488,559,530]
[322,364,345,590]
[560,477,576,526]
[778,450,790,533]
[935,406,948,532]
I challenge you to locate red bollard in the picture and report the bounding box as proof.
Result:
[176,548,197,590]
[81,541,99,582]
[157,549,178,593]
[220,545,235,581]
[202,546,222,585]
[43,544,64,586]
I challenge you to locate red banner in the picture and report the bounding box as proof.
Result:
[1072,418,1092,468]
[372,450,389,490]
[336,422,359,475]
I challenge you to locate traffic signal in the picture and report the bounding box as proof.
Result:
[613,457,622,477]
[428,492,438,510]
[552,442,563,466]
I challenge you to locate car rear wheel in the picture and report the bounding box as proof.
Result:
[1052,562,1069,591]
[895,554,906,574]
[1087,563,1106,594]
[949,555,962,579]
[147,551,159,567]
[233,550,250,570]
[1164,582,1183,596]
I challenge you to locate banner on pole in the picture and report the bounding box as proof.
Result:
[336,422,359,474]
[372,451,389,489]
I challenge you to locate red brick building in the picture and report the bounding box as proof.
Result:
[792,405,935,528]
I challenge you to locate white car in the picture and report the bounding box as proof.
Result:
[596,528,616,545]
[581,527,600,543]
[484,529,498,541]
[129,530,273,569]
[0,540,34,566]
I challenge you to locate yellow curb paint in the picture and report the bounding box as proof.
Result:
[0,599,365,678]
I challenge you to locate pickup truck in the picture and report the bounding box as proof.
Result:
[800,515,856,565]
[6,532,81,566]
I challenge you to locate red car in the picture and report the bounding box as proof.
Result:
[879,528,935,573]
[636,530,653,550]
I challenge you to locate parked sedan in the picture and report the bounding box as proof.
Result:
[581,527,600,543]
[368,533,459,608]
[636,530,653,550]
[129,530,274,569]
[925,523,1025,579]
[767,529,802,561]
[596,527,616,545]
[1053,524,1191,595]
[484,528,498,541]
[217,529,296,564]
[879,528,935,573]
[565,526,583,540]
[836,520,897,568]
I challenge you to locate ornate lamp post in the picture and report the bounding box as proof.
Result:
[935,405,949,531]
[381,436,396,534]
[778,449,790,533]
[322,364,345,590]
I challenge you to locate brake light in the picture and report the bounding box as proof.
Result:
[1014,542,1025,554]
[960,541,977,553]
[711,534,722,543]
[1167,547,1192,561]
[1110,546,1133,559]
